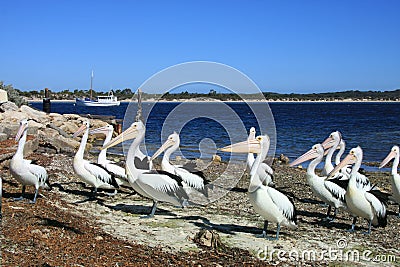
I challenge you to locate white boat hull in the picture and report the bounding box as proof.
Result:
[75,98,120,107]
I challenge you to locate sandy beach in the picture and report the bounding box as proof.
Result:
[0,102,399,266]
[0,109,399,266]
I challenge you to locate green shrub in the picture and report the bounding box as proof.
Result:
[0,81,27,107]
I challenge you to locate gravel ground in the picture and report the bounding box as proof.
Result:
[1,149,400,266]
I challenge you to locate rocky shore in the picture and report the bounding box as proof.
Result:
[0,102,399,266]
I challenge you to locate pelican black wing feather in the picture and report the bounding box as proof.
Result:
[145,170,185,187]
[274,187,297,223]
[180,163,207,179]
[134,156,150,170]
[368,186,391,204]
[91,162,120,189]
[145,170,189,200]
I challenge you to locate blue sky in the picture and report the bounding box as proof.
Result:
[1,0,399,93]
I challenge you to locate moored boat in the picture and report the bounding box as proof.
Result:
[75,91,120,107]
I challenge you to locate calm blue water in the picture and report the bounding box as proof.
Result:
[30,101,400,165]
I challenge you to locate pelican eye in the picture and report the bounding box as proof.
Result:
[256,136,262,141]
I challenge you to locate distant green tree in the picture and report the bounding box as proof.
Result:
[0,81,27,106]
[122,88,132,95]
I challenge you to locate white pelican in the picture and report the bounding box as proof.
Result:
[329,146,388,234]
[127,120,153,171]
[89,125,130,187]
[73,120,119,197]
[321,131,342,177]
[220,135,297,240]
[290,143,347,222]
[103,121,189,218]
[246,127,257,170]
[335,139,352,178]
[246,127,274,186]
[10,119,50,203]
[149,132,210,197]
[379,145,400,217]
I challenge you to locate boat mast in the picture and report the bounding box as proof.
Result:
[90,70,94,99]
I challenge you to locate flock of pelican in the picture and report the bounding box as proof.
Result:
[3,118,400,240]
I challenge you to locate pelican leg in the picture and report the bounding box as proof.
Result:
[141,201,157,219]
[29,188,39,204]
[363,221,372,235]
[274,224,281,240]
[256,220,269,238]
[323,205,332,221]
[13,185,26,201]
[90,187,98,198]
[329,208,338,223]
[347,217,357,232]
[398,205,400,218]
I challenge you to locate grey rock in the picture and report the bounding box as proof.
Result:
[20,105,48,123]
[38,134,80,154]
[47,123,70,138]
[0,101,18,112]
[0,133,7,142]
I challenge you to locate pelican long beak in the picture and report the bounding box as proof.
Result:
[328,153,356,178]
[379,151,396,168]
[289,148,319,167]
[15,123,27,142]
[73,124,87,138]
[321,136,336,150]
[102,126,138,150]
[89,125,111,135]
[219,139,261,154]
[150,139,175,161]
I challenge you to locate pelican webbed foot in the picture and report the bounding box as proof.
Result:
[347,217,357,232]
[140,201,157,219]
[256,221,280,240]
[14,185,26,201]
[104,189,118,197]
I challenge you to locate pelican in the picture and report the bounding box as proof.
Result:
[335,139,352,178]
[89,125,130,187]
[329,146,388,234]
[321,131,342,177]
[220,135,297,240]
[290,143,347,222]
[103,121,189,218]
[73,120,119,197]
[10,119,50,203]
[246,127,274,186]
[149,132,210,197]
[379,145,400,217]
[246,127,257,170]
[127,120,153,171]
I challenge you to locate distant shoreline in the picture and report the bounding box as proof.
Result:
[27,99,400,103]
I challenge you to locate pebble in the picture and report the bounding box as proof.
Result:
[95,235,104,241]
